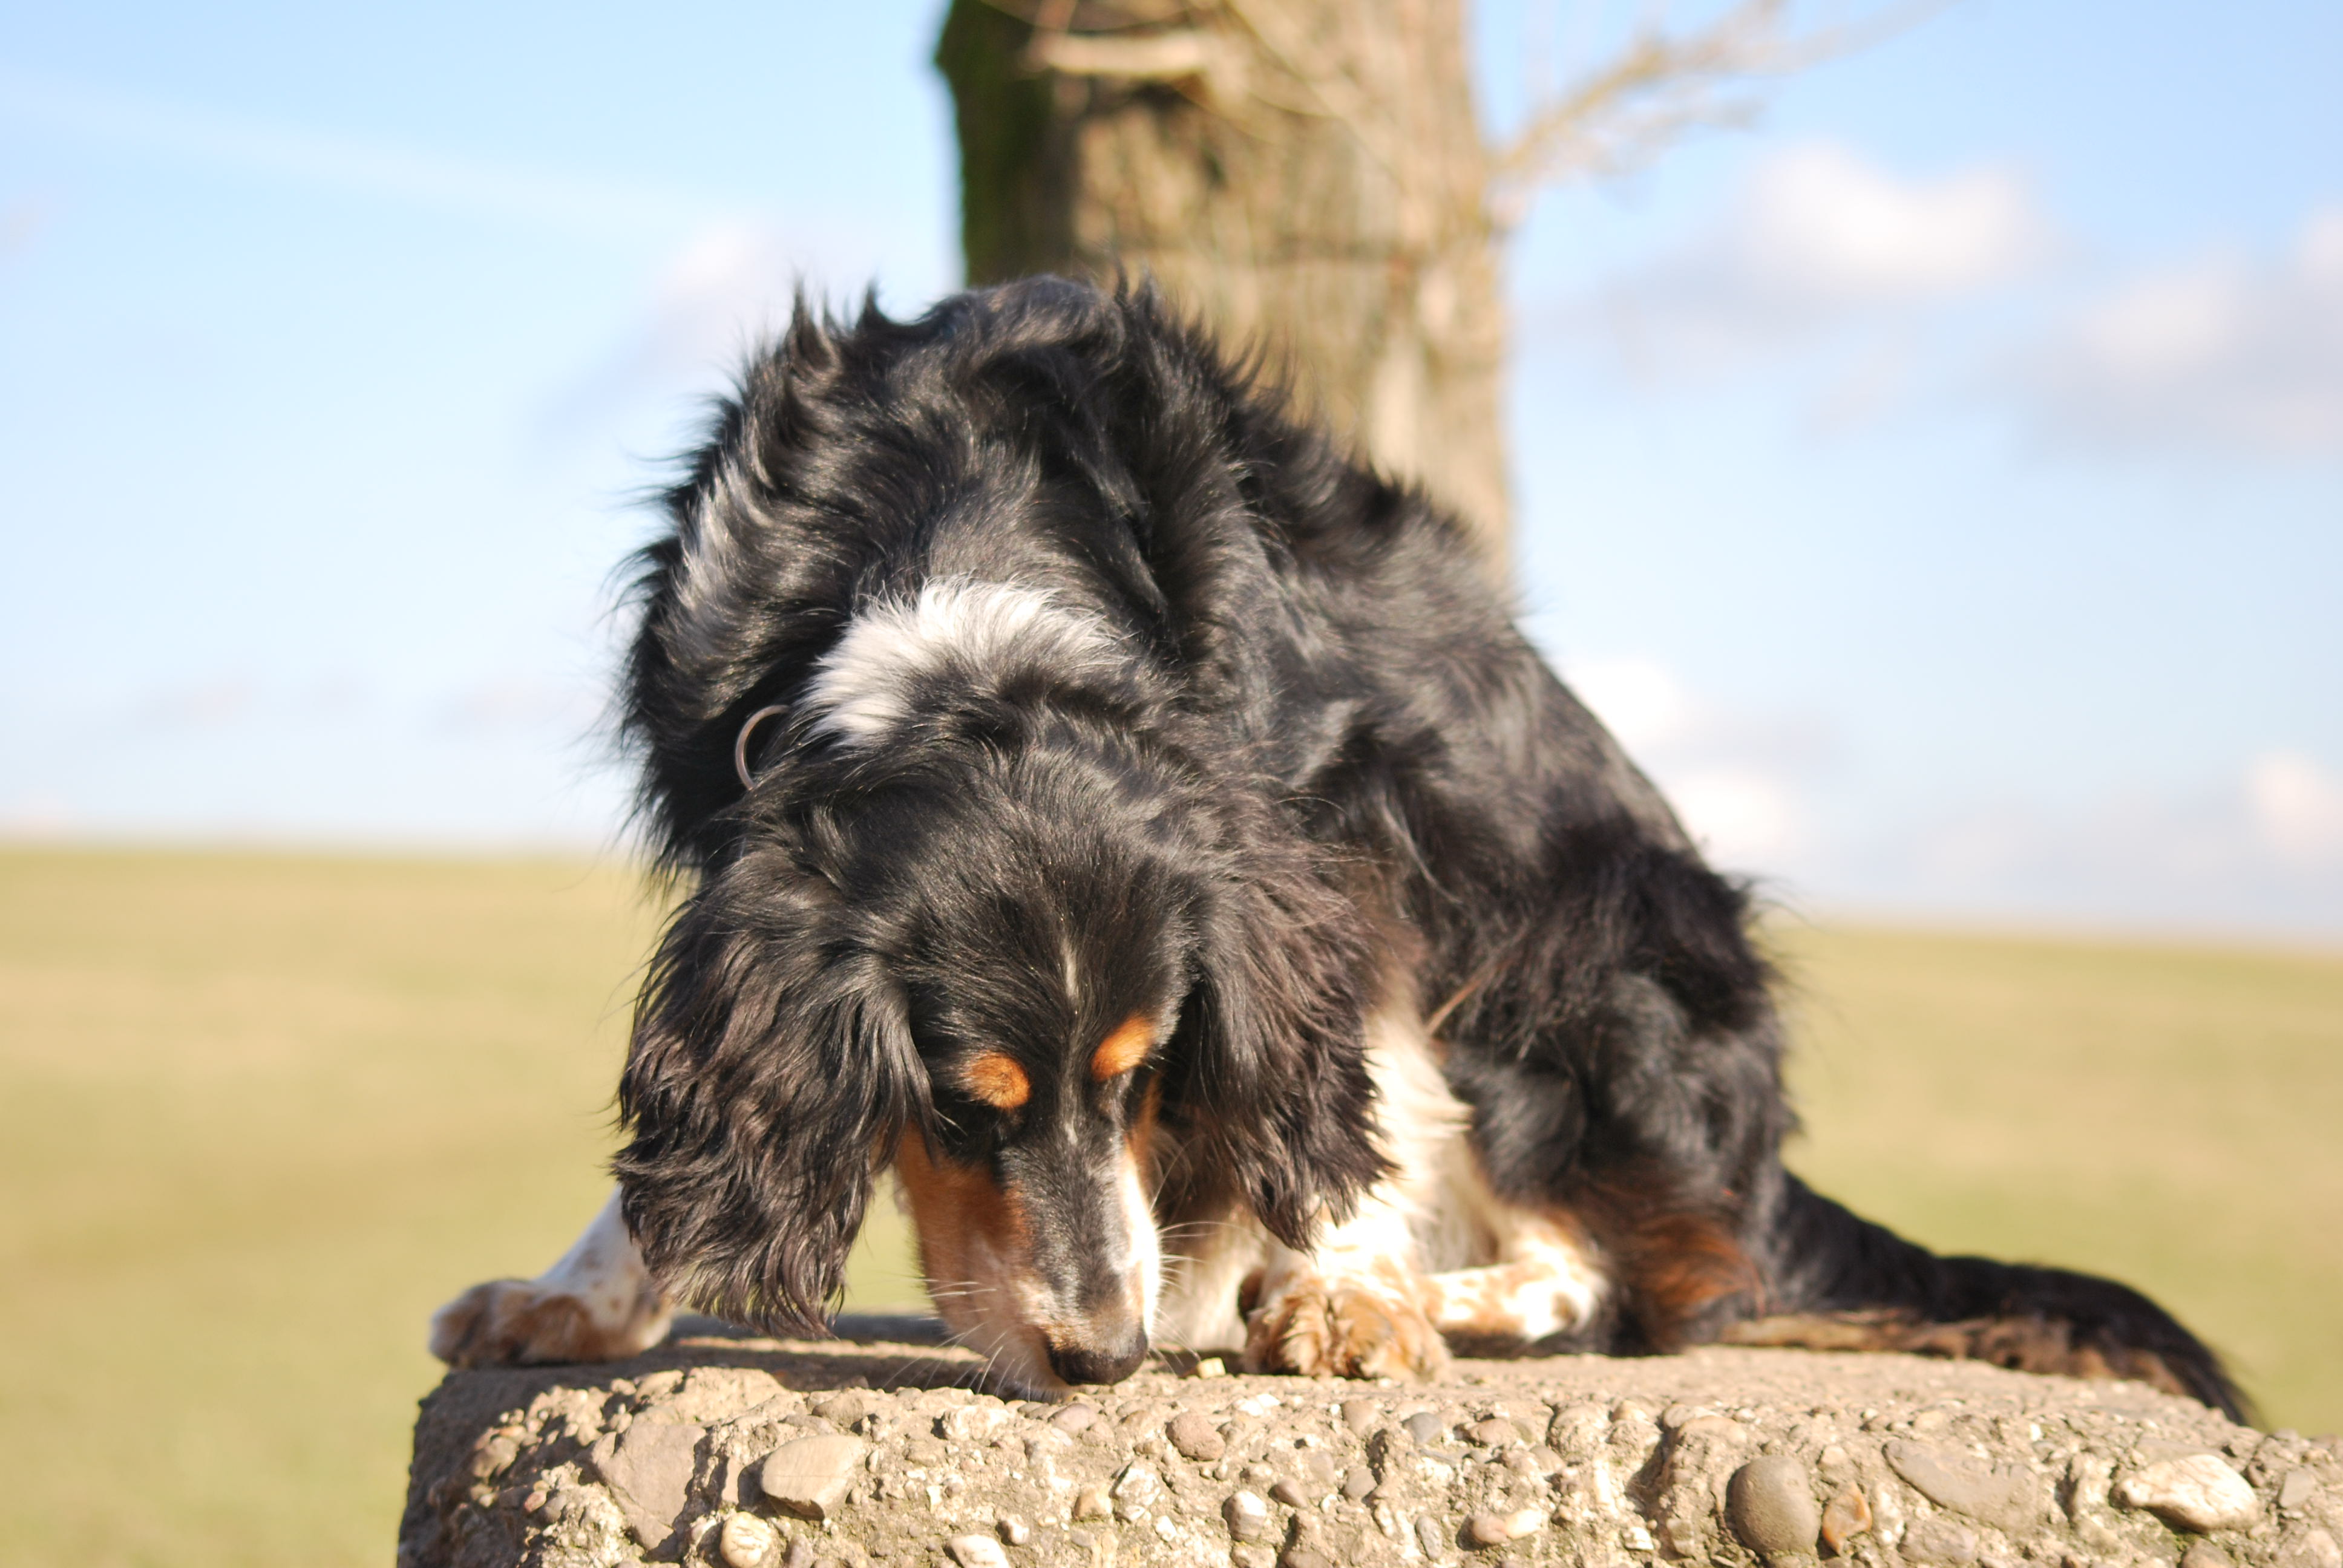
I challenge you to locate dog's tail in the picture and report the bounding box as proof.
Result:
[1735,1172,2248,1422]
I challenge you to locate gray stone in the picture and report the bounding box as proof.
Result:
[2278,1529,2342,1568]
[2184,1544,2236,1568]
[945,1535,1012,1568]
[1415,1514,1450,1556]
[1341,1399,1381,1436]
[810,1392,871,1428]
[1466,1419,1524,1448]
[717,1511,779,1568]
[1466,1509,1546,1546]
[1342,1466,1377,1500]
[1404,1411,1448,1445]
[1051,1403,1099,1433]
[758,1432,867,1521]
[2117,1455,2260,1533]
[1224,1490,1273,1541]
[1903,1517,1981,1566]
[1887,1439,2041,1530]
[1168,1410,1226,1461]
[1729,1455,1821,1556]
[2281,1471,2320,1512]
[588,1420,705,1549]
[939,1402,1013,1443]
[1112,1460,1165,1520]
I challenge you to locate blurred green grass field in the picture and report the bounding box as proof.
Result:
[1,847,2336,1567]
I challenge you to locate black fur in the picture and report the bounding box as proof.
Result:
[611,276,2244,1417]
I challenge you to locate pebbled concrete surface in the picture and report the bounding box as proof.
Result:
[400,1317,2342,1568]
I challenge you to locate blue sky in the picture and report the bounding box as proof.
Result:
[2,1,2338,936]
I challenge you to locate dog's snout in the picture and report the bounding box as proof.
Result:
[1046,1325,1150,1387]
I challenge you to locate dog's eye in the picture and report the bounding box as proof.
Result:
[1089,1013,1156,1082]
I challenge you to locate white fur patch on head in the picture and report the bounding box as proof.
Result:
[805,577,1127,747]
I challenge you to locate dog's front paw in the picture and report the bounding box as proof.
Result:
[428,1277,672,1368]
[1242,1264,1451,1382]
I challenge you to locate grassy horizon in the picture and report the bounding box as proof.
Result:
[1,845,2336,1567]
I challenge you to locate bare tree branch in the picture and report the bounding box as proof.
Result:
[1489,0,1950,226]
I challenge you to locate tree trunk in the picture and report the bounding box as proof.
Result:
[936,0,1511,569]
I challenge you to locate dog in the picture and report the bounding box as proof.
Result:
[430,277,2243,1419]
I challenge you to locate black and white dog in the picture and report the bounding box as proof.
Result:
[431,277,2241,1418]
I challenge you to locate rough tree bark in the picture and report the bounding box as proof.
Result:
[936,0,1913,574]
[936,0,1513,567]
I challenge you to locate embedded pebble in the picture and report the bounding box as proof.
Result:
[1051,1404,1098,1434]
[1072,1481,1113,1520]
[945,1535,1011,1568]
[1111,1461,1164,1520]
[2281,1528,2342,1568]
[718,1511,778,1568]
[1729,1455,1821,1556]
[1820,1480,1873,1555]
[2117,1455,2260,1532]
[1230,1547,1276,1568]
[939,1403,1013,1443]
[1467,1418,1524,1447]
[1887,1439,2039,1530]
[758,1433,868,1522]
[1189,1356,1227,1378]
[811,1392,871,1427]
[1168,1410,1226,1461]
[1467,1508,1547,1546]
[2281,1471,2320,1511]
[997,1514,1032,1546]
[1404,1411,1449,1445]
[1224,1490,1273,1541]
[1341,1399,1381,1436]
[1342,1465,1377,1500]
[2183,1544,2236,1568]
[1416,1515,1450,1555]
[1903,1516,1979,1565]
[1270,1478,1311,1508]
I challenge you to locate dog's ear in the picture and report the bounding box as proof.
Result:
[614,840,921,1334]
[1174,825,1386,1249]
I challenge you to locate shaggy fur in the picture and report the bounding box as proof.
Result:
[586,276,2242,1415]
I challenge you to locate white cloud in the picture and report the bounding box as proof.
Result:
[0,65,734,239]
[1847,751,2343,935]
[1575,141,2049,379]
[1566,656,1697,752]
[544,221,919,440]
[1564,656,1824,867]
[2024,204,2343,457]
[1736,143,2043,302]
[2248,750,2343,867]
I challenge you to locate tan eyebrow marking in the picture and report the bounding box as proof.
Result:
[1090,1013,1155,1081]
[962,1051,1032,1110]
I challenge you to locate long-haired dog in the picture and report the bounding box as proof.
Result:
[431,278,2242,1418]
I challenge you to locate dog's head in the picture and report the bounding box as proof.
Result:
[613,700,1383,1394]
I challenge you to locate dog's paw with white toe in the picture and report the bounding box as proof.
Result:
[1242,1263,1452,1382]
[429,1191,674,1368]
[428,1275,672,1368]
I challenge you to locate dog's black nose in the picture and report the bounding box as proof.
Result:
[1047,1331,1149,1387]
